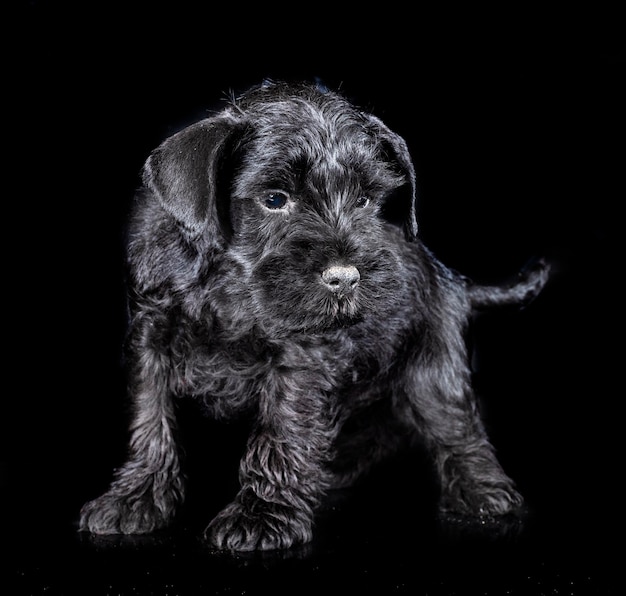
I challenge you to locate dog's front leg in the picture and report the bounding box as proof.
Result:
[205,370,336,551]
[79,315,184,535]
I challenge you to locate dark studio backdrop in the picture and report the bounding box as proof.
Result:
[6,3,624,594]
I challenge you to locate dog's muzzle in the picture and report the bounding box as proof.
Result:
[321,265,360,298]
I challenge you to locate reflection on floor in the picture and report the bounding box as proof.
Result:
[6,440,617,595]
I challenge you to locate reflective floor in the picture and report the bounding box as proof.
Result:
[5,442,618,595]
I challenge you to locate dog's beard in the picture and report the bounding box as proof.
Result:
[320,294,363,329]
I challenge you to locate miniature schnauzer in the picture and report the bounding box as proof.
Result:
[79,80,550,551]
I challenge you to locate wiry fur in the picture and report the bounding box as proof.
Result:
[79,81,550,551]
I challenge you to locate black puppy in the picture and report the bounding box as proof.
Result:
[79,81,550,551]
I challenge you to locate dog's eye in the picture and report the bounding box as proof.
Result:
[262,192,289,210]
[355,196,370,208]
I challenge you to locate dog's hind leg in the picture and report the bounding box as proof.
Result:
[79,311,185,535]
[401,314,524,519]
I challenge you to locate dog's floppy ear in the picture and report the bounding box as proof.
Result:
[142,114,242,238]
[365,114,419,241]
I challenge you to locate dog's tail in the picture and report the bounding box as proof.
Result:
[467,257,551,310]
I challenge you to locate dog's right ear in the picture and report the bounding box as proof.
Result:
[142,114,243,238]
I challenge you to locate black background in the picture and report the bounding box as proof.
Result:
[6,3,624,594]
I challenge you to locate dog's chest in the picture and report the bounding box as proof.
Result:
[181,324,403,418]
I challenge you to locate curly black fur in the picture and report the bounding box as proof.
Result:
[79,81,550,551]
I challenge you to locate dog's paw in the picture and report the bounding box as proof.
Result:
[204,500,313,551]
[439,481,524,518]
[79,492,172,535]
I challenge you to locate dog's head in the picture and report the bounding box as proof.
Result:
[139,81,420,333]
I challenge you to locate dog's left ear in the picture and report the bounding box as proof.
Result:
[365,114,419,241]
[142,113,243,239]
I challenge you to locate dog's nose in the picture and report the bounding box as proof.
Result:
[321,265,360,295]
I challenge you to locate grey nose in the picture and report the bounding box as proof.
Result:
[321,265,360,295]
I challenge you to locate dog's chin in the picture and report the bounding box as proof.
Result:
[271,297,364,335]
[325,312,364,330]
[298,315,362,335]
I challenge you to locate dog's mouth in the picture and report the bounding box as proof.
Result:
[280,294,364,334]
[328,294,359,315]
[319,294,363,328]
